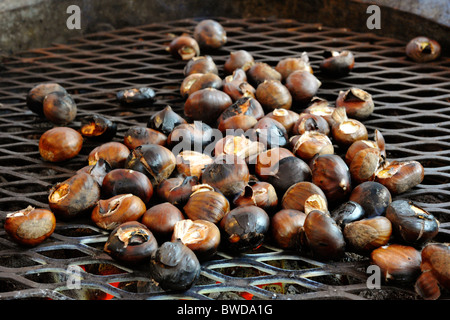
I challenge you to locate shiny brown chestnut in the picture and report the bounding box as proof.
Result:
[147,105,187,136]
[303,97,336,127]
[319,50,355,77]
[183,55,218,76]
[39,127,83,162]
[167,35,200,60]
[167,122,214,152]
[175,150,213,178]
[255,80,292,111]
[222,68,256,101]
[370,244,422,282]
[265,109,300,134]
[336,88,374,120]
[91,194,147,230]
[349,147,382,185]
[88,141,130,169]
[180,72,222,98]
[299,210,346,261]
[141,202,184,239]
[217,95,264,132]
[4,206,56,246]
[184,88,232,124]
[123,126,167,149]
[343,216,392,253]
[194,19,227,50]
[281,181,328,214]
[375,160,425,195]
[172,219,221,260]
[275,52,313,81]
[101,168,153,204]
[183,184,230,224]
[80,114,117,141]
[331,106,368,148]
[219,205,270,253]
[255,147,295,180]
[156,175,198,206]
[406,36,441,63]
[49,172,101,220]
[116,87,155,107]
[77,158,112,186]
[345,140,379,166]
[385,200,439,245]
[285,70,321,105]
[247,117,289,149]
[247,62,282,86]
[289,131,334,161]
[43,91,77,125]
[292,113,330,136]
[349,181,391,218]
[104,221,158,264]
[234,182,278,212]
[224,50,255,74]
[271,209,306,249]
[26,82,67,115]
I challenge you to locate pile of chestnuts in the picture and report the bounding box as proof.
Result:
[6,19,447,298]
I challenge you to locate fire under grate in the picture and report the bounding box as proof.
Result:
[0,17,450,300]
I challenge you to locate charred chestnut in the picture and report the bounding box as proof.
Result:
[271,209,306,249]
[167,35,200,60]
[88,141,130,169]
[184,88,232,124]
[292,113,330,136]
[289,131,334,161]
[275,53,313,81]
[176,150,213,178]
[406,36,441,63]
[224,50,255,74]
[81,114,117,141]
[147,105,187,136]
[234,182,278,212]
[156,175,198,206]
[39,127,83,162]
[285,70,321,105]
[194,19,227,50]
[4,206,56,246]
[183,55,218,76]
[281,181,328,214]
[247,62,282,86]
[335,88,374,120]
[123,126,167,149]
[26,83,67,115]
[255,80,292,111]
[247,117,289,149]
[255,147,295,180]
[375,160,424,195]
[104,221,158,264]
[343,216,392,253]
[330,201,365,228]
[77,158,112,186]
[180,72,222,98]
[43,91,77,125]
[142,202,184,239]
[116,87,155,107]
[167,122,214,152]
[349,181,391,217]
[217,96,264,132]
[320,50,355,76]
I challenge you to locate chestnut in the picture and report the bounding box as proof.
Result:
[281,181,328,215]
[265,109,300,134]
[247,117,289,149]
[345,139,379,166]
[303,97,336,127]
[292,113,330,136]
[255,80,292,111]
[183,55,218,76]
[125,144,176,186]
[285,70,321,105]
[88,141,130,169]
[343,216,392,253]
[275,53,313,81]
[80,114,117,141]
[224,50,255,74]
[375,160,424,195]
[26,82,67,115]
[330,201,365,228]
[222,68,256,101]
[349,181,391,218]
[172,219,221,260]
[214,134,265,164]
[247,62,282,86]
[415,268,441,300]
[147,105,187,136]
[310,154,352,204]
[194,19,227,50]
[349,147,382,184]
[406,36,441,63]
[167,35,200,60]
[39,127,83,162]
[149,239,201,291]
[335,88,374,120]
[123,126,167,149]
[91,194,147,230]
[49,172,101,220]
[385,200,439,245]
[180,72,222,98]
[202,154,250,199]
[183,184,230,224]
[234,182,278,212]
[175,150,213,178]
[217,96,264,132]
[298,210,346,261]
[141,202,184,239]
[271,209,306,249]
[370,244,422,282]
[331,107,368,148]
[43,91,77,125]
[101,168,153,204]
[156,175,198,206]
[77,158,112,186]
[219,205,270,253]
[289,131,334,161]
[104,221,158,264]
[255,147,295,180]
[319,50,355,77]
[116,87,155,107]
[184,88,232,124]
[4,206,56,246]
[167,122,214,152]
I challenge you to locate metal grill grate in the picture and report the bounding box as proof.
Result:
[0,17,449,300]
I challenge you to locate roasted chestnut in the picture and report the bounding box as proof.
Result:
[247,62,282,86]
[222,68,256,101]
[335,88,374,120]
[349,147,382,184]
[156,175,198,206]
[77,158,112,186]
[247,117,289,149]
[385,200,439,245]
[331,107,368,148]
[330,201,365,228]
[265,109,300,134]
[219,205,270,253]
[234,182,278,212]
[172,219,221,260]
[167,122,214,152]
[406,36,441,63]
[175,150,213,178]
[298,210,346,261]
[349,181,391,218]
[104,221,158,264]
[4,206,56,246]
[255,80,292,111]
[88,141,130,169]
[310,154,352,204]
[292,113,330,136]
[281,181,328,214]
[289,131,334,161]
[149,239,201,291]
[43,91,77,125]
[255,147,295,180]
[26,82,67,115]
[217,96,264,132]
[303,97,336,126]
[194,19,227,50]
[124,144,176,186]
[214,134,265,164]
[183,184,230,224]
[275,52,313,81]
[370,244,422,282]
[39,127,83,162]
[180,72,222,98]
[285,70,321,105]
[183,55,218,76]
[48,172,101,220]
[224,50,255,74]
[345,139,379,166]
[123,126,167,149]
[184,88,232,124]
[147,105,187,136]
[375,160,424,195]
[116,87,155,107]
[101,168,153,204]
[80,114,117,141]
[319,50,355,76]
[271,209,306,249]
[167,35,200,60]
[141,202,185,239]
[343,216,392,253]
[91,194,147,230]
